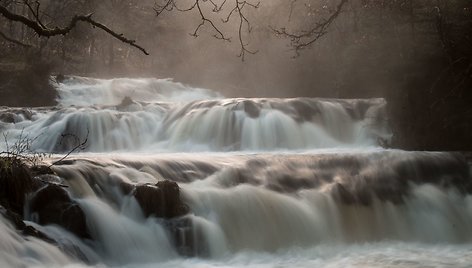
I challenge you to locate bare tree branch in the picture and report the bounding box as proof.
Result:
[272,0,349,54]
[50,129,89,167]
[232,1,259,60]
[0,3,149,55]
[23,0,46,28]
[154,0,259,60]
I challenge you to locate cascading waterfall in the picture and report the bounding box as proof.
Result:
[0,76,471,268]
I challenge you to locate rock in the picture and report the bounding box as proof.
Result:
[30,184,88,238]
[116,96,136,110]
[331,183,356,205]
[0,206,54,243]
[30,165,64,190]
[164,217,199,256]
[0,205,25,229]
[133,181,196,256]
[243,100,260,118]
[0,112,15,123]
[164,216,212,257]
[0,158,33,215]
[133,180,189,219]
[30,164,56,177]
[32,174,68,190]
[118,181,134,195]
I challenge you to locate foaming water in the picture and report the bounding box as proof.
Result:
[12,151,468,267]
[0,77,470,267]
[143,242,472,268]
[0,98,389,152]
[55,76,222,106]
[0,214,74,268]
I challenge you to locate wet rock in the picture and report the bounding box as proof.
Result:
[243,100,260,118]
[290,99,320,122]
[30,165,65,190]
[31,164,56,176]
[267,173,320,193]
[164,217,210,257]
[30,184,88,238]
[133,180,196,256]
[116,96,137,110]
[0,206,54,243]
[23,225,55,242]
[31,174,69,191]
[133,180,189,219]
[0,112,15,123]
[0,158,34,215]
[164,217,195,256]
[118,181,134,195]
[331,183,356,205]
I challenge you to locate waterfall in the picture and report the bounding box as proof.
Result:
[0,76,470,268]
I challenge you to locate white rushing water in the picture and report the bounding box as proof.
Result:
[0,77,471,268]
[0,77,390,152]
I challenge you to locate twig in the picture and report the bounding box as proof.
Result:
[154,0,259,60]
[272,0,349,54]
[50,129,89,167]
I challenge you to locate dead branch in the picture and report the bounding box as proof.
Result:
[272,0,349,54]
[50,129,89,167]
[0,3,149,55]
[154,0,259,60]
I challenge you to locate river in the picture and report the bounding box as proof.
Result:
[0,77,471,267]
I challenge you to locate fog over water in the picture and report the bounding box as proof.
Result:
[79,0,407,99]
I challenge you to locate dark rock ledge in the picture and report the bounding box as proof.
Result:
[0,157,196,260]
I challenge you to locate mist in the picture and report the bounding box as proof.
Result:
[7,0,409,98]
[45,0,437,101]
[1,1,472,268]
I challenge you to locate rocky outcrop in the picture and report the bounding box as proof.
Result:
[0,158,89,239]
[0,158,34,215]
[133,180,189,219]
[1,157,196,257]
[29,184,89,238]
[0,205,54,243]
[128,180,196,256]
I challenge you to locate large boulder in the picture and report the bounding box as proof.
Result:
[29,184,88,238]
[133,181,197,256]
[133,180,189,219]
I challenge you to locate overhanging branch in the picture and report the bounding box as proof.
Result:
[0,4,149,55]
[273,0,349,54]
[154,0,259,60]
